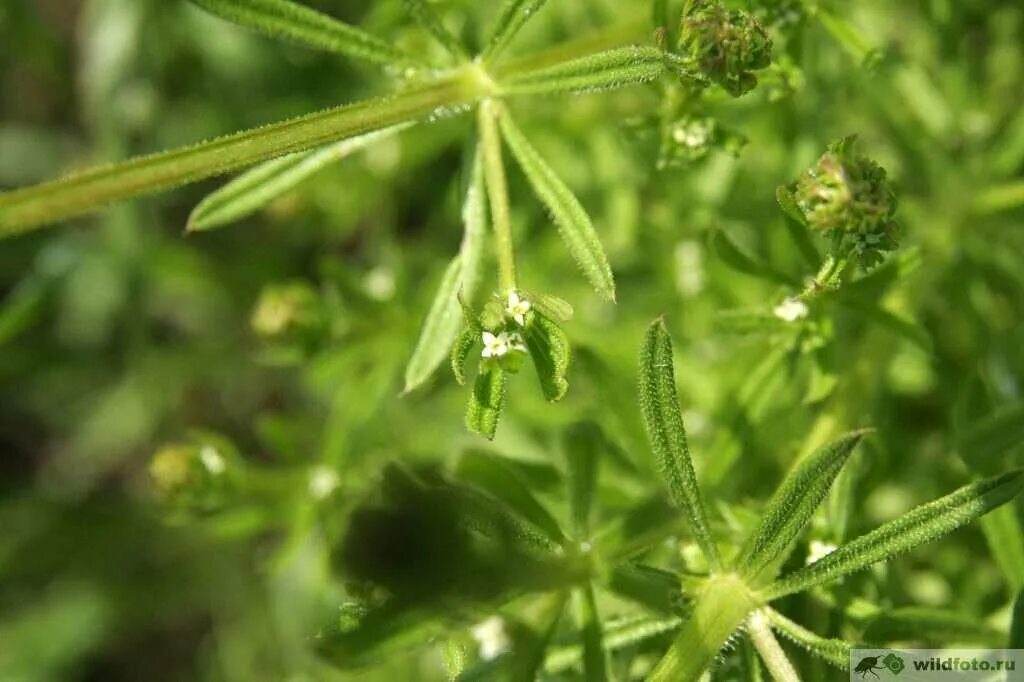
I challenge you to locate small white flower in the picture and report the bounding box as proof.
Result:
[807,540,837,565]
[773,297,809,322]
[506,291,531,326]
[308,466,340,499]
[471,616,511,661]
[199,445,226,475]
[481,331,510,358]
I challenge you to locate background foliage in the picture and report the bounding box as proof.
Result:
[1,0,1023,680]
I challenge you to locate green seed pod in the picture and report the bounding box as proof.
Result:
[792,135,899,267]
[677,0,773,97]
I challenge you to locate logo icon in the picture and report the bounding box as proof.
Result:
[882,653,905,675]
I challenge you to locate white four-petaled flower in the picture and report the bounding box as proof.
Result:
[506,291,532,326]
[471,616,511,661]
[481,331,510,358]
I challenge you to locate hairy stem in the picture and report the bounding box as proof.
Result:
[478,99,517,293]
[0,71,486,235]
[648,574,760,681]
[747,610,801,682]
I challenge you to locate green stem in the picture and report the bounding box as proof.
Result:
[0,70,487,236]
[747,610,801,682]
[477,99,517,293]
[648,574,760,681]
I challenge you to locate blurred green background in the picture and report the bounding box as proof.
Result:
[1,0,1023,680]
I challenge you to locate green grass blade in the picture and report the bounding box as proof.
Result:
[738,431,867,585]
[766,608,851,670]
[499,111,616,301]
[188,124,408,232]
[638,318,721,570]
[765,470,1024,599]
[188,0,411,65]
[499,46,667,96]
[403,0,467,60]
[579,585,609,682]
[481,0,549,63]
[0,74,482,236]
[403,257,465,393]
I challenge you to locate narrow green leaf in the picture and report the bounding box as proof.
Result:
[0,279,47,346]
[579,585,609,682]
[544,615,682,675]
[0,73,482,235]
[403,0,467,60]
[188,124,408,232]
[499,112,616,301]
[957,402,1024,474]
[638,318,721,570]
[766,608,851,670]
[514,591,567,682]
[709,228,800,287]
[563,422,600,539]
[443,639,468,681]
[499,46,667,96]
[738,431,867,585]
[478,101,517,293]
[766,470,1024,599]
[524,313,571,402]
[860,606,1003,646]
[836,298,933,354]
[454,450,566,545]
[481,0,549,63]
[525,291,574,322]
[605,563,681,614]
[979,505,1024,591]
[451,324,479,385]
[404,145,488,393]
[1011,591,1024,649]
[188,0,410,65]
[404,256,464,393]
[466,366,507,440]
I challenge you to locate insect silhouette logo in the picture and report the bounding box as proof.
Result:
[855,652,905,677]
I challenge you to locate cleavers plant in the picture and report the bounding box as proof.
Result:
[4,1,1024,681]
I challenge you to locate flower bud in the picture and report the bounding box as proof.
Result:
[677,0,773,97]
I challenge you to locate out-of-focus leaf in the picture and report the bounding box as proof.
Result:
[481,0,549,62]
[187,125,408,232]
[404,256,464,393]
[957,402,1024,474]
[709,228,800,287]
[454,450,566,545]
[766,608,850,670]
[563,422,600,539]
[403,0,467,60]
[188,0,412,65]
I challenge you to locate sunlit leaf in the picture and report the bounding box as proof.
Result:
[767,470,1024,599]
[500,46,667,96]
[766,608,850,670]
[499,111,616,301]
[638,317,721,570]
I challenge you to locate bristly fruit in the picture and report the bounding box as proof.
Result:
[677,0,773,97]
[792,135,899,268]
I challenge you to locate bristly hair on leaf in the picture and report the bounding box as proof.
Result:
[638,317,721,570]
